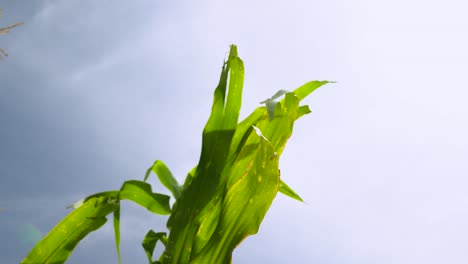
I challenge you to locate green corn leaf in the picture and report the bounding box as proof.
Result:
[142,230,167,264]
[223,46,244,129]
[204,44,244,133]
[181,166,197,190]
[297,105,312,119]
[160,45,245,264]
[279,179,304,202]
[293,80,331,101]
[21,192,119,264]
[120,180,171,215]
[190,129,280,263]
[145,160,182,200]
[22,181,170,263]
[114,201,122,264]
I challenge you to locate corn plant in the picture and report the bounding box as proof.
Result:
[21,45,330,264]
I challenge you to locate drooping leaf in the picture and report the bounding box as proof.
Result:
[279,179,304,202]
[145,160,182,199]
[120,180,171,215]
[142,230,167,264]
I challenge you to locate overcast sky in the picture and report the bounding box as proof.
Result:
[1,1,468,263]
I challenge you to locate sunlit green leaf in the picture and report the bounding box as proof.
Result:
[293,80,331,101]
[21,193,118,264]
[22,181,170,263]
